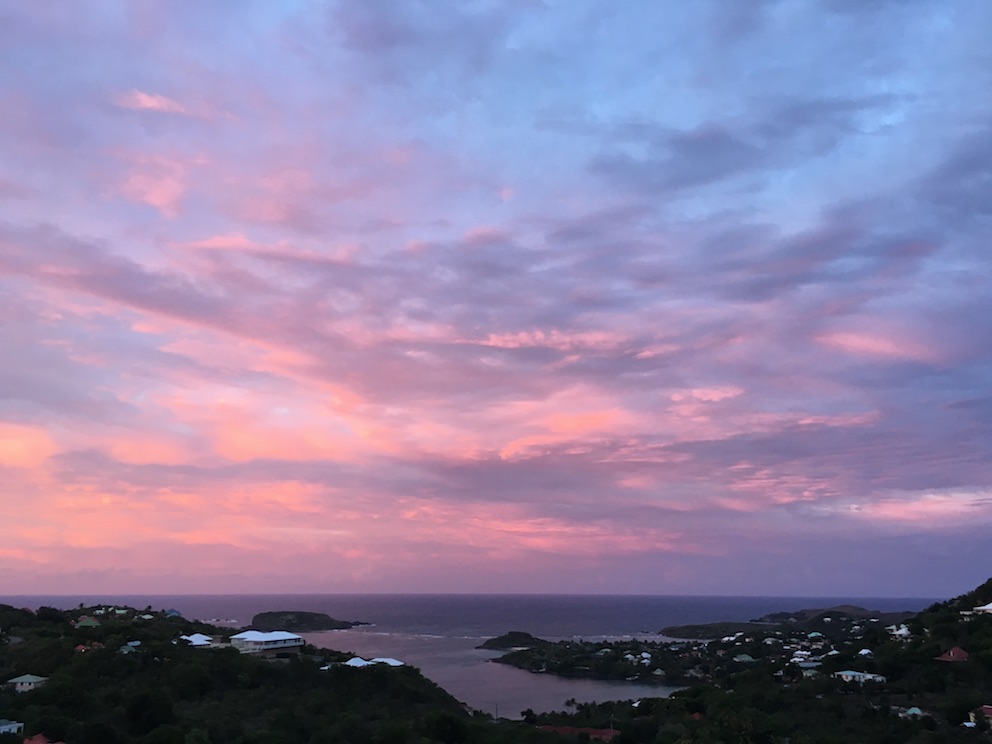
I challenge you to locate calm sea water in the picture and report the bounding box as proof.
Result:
[4,594,936,717]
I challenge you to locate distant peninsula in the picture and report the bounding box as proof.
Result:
[249,610,367,632]
[660,604,915,639]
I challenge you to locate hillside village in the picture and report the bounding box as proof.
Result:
[492,578,992,742]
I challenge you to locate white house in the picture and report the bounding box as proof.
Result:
[179,633,214,647]
[343,656,405,667]
[229,630,303,655]
[974,601,992,614]
[0,719,24,735]
[8,674,47,693]
[886,624,911,639]
[371,657,404,667]
[834,670,886,684]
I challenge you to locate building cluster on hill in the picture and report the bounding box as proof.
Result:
[494,589,992,738]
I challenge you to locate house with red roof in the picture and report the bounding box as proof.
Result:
[935,646,969,662]
[970,705,992,725]
[538,726,619,742]
[23,734,66,744]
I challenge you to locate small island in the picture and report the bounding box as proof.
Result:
[477,631,552,650]
[249,610,367,632]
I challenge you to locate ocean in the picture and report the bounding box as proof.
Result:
[4,593,937,717]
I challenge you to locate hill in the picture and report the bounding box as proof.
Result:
[661,604,916,639]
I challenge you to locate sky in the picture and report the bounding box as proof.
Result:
[1,0,990,598]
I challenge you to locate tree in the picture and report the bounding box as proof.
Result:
[126,690,175,736]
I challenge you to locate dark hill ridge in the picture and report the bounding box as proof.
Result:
[754,604,915,624]
[249,610,367,632]
[661,604,916,639]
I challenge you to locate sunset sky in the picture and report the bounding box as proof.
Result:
[1,1,990,598]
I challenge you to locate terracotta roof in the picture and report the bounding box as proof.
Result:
[538,726,619,741]
[23,734,66,744]
[935,646,969,662]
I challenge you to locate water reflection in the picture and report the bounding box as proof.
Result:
[302,628,678,718]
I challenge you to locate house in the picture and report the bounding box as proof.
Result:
[0,719,24,735]
[343,656,405,668]
[970,705,992,725]
[371,657,404,667]
[229,630,303,656]
[833,670,886,684]
[8,674,47,693]
[935,646,969,662]
[164,609,183,619]
[74,617,100,628]
[538,726,619,742]
[974,601,992,614]
[887,624,911,640]
[179,633,213,647]
[23,734,67,744]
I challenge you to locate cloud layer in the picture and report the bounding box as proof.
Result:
[1,0,990,596]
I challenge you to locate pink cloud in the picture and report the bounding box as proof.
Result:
[482,329,628,352]
[392,499,695,557]
[671,386,744,402]
[816,330,935,362]
[117,155,190,217]
[837,490,992,528]
[114,89,188,115]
